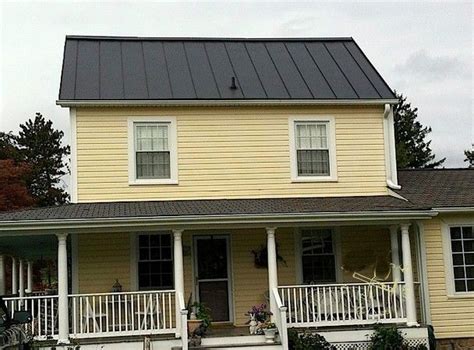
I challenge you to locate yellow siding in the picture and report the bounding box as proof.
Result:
[423,216,474,339]
[77,232,131,293]
[75,106,389,202]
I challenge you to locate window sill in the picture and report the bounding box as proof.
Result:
[291,176,338,183]
[447,293,474,299]
[129,179,178,186]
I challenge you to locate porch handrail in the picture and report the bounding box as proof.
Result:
[272,288,288,350]
[68,289,176,297]
[279,282,409,328]
[278,282,409,288]
[177,291,188,350]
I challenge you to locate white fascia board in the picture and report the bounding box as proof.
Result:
[0,210,437,235]
[56,99,399,107]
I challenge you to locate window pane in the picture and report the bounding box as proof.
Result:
[454,267,465,278]
[136,151,170,179]
[453,254,464,265]
[466,267,474,279]
[463,227,473,239]
[136,124,169,151]
[455,280,467,292]
[464,240,474,252]
[297,150,329,176]
[467,279,474,292]
[451,240,463,253]
[450,227,461,239]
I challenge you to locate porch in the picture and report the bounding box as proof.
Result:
[0,220,429,349]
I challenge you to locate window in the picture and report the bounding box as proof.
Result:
[138,233,173,290]
[450,226,474,293]
[289,117,337,182]
[128,117,178,184]
[301,229,336,283]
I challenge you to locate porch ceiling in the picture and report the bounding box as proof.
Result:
[0,234,56,259]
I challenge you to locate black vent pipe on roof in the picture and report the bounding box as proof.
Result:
[230,77,238,90]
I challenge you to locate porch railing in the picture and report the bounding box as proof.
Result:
[278,282,407,327]
[272,288,289,350]
[4,294,59,340]
[69,290,176,338]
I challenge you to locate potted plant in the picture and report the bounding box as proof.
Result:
[260,321,277,343]
[187,301,212,338]
[245,304,272,335]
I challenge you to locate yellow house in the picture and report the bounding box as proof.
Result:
[0,36,472,350]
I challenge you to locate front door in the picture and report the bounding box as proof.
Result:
[194,235,232,322]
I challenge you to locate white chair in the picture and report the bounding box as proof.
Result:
[82,299,106,333]
[135,294,162,330]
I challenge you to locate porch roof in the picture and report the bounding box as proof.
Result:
[0,194,428,225]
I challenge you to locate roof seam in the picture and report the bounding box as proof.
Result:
[119,42,126,99]
[284,43,315,98]
[98,41,101,99]
[161,43,174,98]
[302,43,337,98]
[73,40,79,99]
[262,43,290,98]
[223,43,245,98]
[323,42,360,98]
[203,42,222,98]
[182,42,198,98]
[243,43,268,98]
[343,42,382,99]
[140,41,151,99]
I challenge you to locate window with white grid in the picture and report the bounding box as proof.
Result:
[138,233,173,290]
[295,122,330,176]
[135,123,170,179]
[450,226,474,292]
[301,228,336,283]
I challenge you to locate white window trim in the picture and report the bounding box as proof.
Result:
[441,217,474,298]
[295,227,342,284]
[128,116,178,185]
[289,116,338,182]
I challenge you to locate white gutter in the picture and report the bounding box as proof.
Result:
[432,207,474,213]
[384,104,401,190]
[56,99,399,108]
[0,210,436,235]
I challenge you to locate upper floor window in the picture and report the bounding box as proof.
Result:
[128,117,178,185]
[450,226,474,293]
[289,117,337,182]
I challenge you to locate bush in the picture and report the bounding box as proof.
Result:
[369,325,428,350]
[288,329,335,350]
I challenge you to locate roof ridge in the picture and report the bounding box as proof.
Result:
[65,35,355,42]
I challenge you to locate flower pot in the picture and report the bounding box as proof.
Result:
[263,328,277,343]
[188,319,203,335]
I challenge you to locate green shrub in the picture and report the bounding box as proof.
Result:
[369,325,406,350]
[288,329,335,350]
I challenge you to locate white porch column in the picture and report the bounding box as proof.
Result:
[19,260,25,299]
[11,257,17,295]
[57,233,70,344]
[0,255,5,295]
[173,229,185,337]
[389,226,402,283]
[26,261,33,294]
[401,224,418,326]
[266,227,278,320]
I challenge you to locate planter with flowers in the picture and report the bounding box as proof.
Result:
[261,322,277,343]
[245,304,273,335]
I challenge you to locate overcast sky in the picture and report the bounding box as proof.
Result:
[1,1,473,169]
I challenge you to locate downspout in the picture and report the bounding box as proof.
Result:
[384,104,401,190]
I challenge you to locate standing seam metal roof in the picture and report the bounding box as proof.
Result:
[58,36,396,101]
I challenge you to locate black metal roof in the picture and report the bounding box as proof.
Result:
[58,36,396,101]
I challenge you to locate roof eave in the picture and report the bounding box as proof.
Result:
[56,99,399,108]
[0,210,436,235]
[432,207,474,213]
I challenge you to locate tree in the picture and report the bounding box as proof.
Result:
[15,113,70,206]
[465,149,474,168]
[393,93,445,169]
[0,159,36,211]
